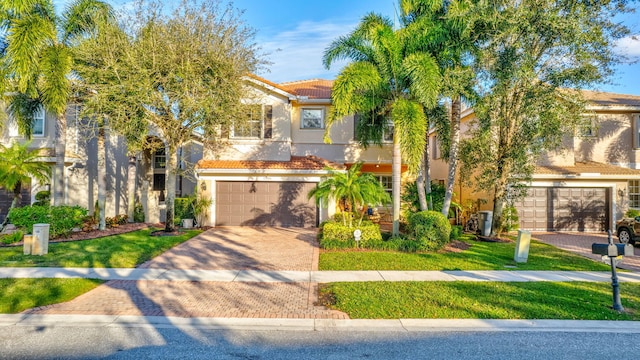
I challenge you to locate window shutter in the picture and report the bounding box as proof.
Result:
[264,105,273,139]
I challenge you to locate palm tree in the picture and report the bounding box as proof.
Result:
[1,0,113,206]
[323,13,441,236]
[400,0,478,217]
[308,162,391,228]
[0,142,50,227]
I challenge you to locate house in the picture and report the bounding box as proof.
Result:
[0,103,201,224]
[196,75,403,227]
[429,90,640,232]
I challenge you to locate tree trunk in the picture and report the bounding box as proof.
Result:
[392,128,402,236]
[164,143,177,232]
[126,155,137,223]
[11,183,22,210]
[97,127,106,231]
[53,113,66,206]
[417,129,430,211]
[442,97,461,217]
[490,160,511,237]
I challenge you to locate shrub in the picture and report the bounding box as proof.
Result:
[625,209,640,218]
[9,205,87,238]
[133,202,145,223]
[174,197,195,225]
[0,230,23,245]
[402,182,459,218]
[500,206,520,233]
[33,191,50,207]
[407,210,451,251]
[320,221,382,249]
[450,225,463,240]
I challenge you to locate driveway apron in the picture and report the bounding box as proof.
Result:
[24,227,347,319]
[533,232,640,272]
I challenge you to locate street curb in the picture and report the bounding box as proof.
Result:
[1,314,640,333]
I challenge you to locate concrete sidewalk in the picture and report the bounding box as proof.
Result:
[1,313,639,333]
[2,267,640,283]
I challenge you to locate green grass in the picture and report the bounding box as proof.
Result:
[319,234,611,271]
[320,281,640,320]
[0,228,202,268]
[0,278,104,313]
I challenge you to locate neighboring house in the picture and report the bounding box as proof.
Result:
[196,75,404,227]
[429,90,640,233]
[0,104,201,223]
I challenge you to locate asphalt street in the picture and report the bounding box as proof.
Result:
[2,324,639,359]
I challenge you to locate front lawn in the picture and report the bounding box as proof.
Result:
[320,281,640,320]
[0,278,104,313]
[0,228,201,268]
[319,234,611,271]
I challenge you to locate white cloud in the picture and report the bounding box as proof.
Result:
[614,35,640,57]
[256,20,356,83]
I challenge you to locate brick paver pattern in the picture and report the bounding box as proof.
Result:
[24,227,348,319]
[533,232,640,272]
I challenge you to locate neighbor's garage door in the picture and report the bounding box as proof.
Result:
[516,187,609,232]
[215,181,317,227]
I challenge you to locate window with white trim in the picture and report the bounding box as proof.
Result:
[579,114,598,137]
[635,115,640,149]
[301,108,324,129]
[378,175,392,203]
[32,106,45,137]
[233,105,262,138]
[382,119,394,142]
[629,180,640,208]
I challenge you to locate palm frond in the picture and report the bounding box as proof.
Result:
[404,52,441,107]
[40,44,73,115]
[7,93,42,139]
[392,98,427,175]
[62,0,114,44]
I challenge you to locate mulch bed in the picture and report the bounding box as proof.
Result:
[0,223,159,247]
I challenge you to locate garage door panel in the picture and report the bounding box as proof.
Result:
[216,181,317,227]
[516,187,609,232]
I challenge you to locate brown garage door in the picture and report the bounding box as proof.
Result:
[216,181,317,227]
[516,187,609,232]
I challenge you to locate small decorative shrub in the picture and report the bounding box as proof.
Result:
[9,205,87,238]
[81,215,98,232]
[133,202,145,223]
[320,221,382,249]
[625,209,640,218]
[407,210,452,251]
[500,206,520,233]
[33,191,50,207]
[450,225,463,240]
[174,197,195,225]
[0,230,23,245]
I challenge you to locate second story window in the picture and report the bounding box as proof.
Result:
[154,148,166,169]
[32,106,45,137]
[301,108,324,129]
[231,105,273,139]
[579,115,598,137]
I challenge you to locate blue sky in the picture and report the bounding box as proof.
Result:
[54,0,640,94]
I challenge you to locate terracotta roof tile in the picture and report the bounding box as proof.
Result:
[197,155,343,171]
[580,89,640,107]
[536,161,640,176]
[279,79,334,99]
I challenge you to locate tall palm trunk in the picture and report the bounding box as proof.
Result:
[97,126,106,230]
[392,128,402,236]
[164,144,177,232]
[126,155,137,222]
[417,129,431,211]
[53,114,66,206]
[442,96,461,217]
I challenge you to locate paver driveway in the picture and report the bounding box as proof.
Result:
[25,227,347,319]
[533,232,640,272]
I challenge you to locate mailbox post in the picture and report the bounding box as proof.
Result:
[591,230,634,312]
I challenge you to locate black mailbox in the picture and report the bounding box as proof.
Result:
[591,243,634,257]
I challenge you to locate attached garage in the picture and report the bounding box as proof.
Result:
[215,181,317,227]
[516,187,609,232]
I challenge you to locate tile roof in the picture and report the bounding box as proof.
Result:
[279,79,334,99]
[580,90,640,107]
[536,161,640,176]
[197,155,343,171]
